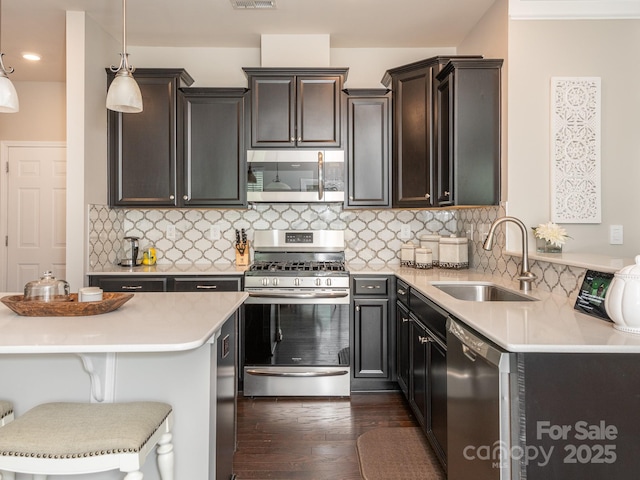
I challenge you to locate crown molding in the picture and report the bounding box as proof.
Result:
[510,0,640,19]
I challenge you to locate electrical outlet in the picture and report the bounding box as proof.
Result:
[610,225,623,245]
[210,225,221,241]
[400,224,411,239]
[166,224,176,240]
[478,223,491,241]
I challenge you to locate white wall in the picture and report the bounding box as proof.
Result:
[508,19,640,257]
[66,11,118,291]
[130,46,457,88]
[0,82,65,140]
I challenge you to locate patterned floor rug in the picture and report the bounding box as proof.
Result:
[356,427,446,480]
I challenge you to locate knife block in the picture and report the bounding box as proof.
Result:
[235,241,250,267]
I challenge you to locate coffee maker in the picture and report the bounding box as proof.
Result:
[118,236,141,267]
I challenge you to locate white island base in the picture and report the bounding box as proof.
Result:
[0,291,247,480]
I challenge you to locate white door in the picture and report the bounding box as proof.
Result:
[1,142,67,292]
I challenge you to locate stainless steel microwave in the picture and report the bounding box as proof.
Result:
[247,150,345,203]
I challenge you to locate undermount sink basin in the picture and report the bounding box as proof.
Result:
[431,282,538,302]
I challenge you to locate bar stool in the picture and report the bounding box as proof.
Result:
[0,401,174,480]
[0,401,13,427]
[0,401,14,480]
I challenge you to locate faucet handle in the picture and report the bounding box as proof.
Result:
[517,271,537,292]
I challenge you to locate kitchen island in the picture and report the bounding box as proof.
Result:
[0,291,247,480]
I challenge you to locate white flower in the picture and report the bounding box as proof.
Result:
[533,222,569,247]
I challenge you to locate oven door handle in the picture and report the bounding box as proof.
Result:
[245,369,349,378]
[247,291,349,299]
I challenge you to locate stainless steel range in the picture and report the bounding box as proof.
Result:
[242,230,350,397]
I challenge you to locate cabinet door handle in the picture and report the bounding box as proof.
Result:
[169,195,175,200]
[424,193,430,199]
[355,305,360,312]
[290,137,295,143]
[418,336,432,344]
[183,195,189,200]
[196,285,218,290]
[402,317,410,323]
[397,288,406,295]
[443,191,450,197]
[121,285,143,290]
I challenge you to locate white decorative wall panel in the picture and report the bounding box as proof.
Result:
[550,77,601,223]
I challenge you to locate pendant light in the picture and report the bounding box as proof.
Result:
[106,0,143,113]
[0,0,19,113]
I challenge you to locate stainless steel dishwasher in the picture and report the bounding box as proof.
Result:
[447,317,517,480]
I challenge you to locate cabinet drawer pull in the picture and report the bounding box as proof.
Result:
[364,285,380,289]
[196,285,218,289]
[397,288,406,295]
[121,285,143,290]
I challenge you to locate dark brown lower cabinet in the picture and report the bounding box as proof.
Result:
[351,276,397,391]
[397,285,448,470]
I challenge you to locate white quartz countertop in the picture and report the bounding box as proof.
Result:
[0,292,247,354]
[87,263,247,275]
[349,263,640,354]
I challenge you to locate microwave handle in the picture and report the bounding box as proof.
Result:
[318,151,324,200]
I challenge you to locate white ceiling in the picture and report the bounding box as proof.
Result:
[1,0,497,82]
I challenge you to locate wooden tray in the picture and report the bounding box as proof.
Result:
[1,293,134,317]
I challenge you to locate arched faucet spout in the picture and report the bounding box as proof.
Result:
[483,216,536,292]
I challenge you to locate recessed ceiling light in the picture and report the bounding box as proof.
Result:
[230,0,276,9]
[22,53,41,61]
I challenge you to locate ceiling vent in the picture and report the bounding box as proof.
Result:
[230,0,276,9]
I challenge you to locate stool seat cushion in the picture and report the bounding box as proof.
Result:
[0,401,12,422]
[0,402,172,459]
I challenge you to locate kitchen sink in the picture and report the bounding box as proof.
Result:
[431,282,538,302]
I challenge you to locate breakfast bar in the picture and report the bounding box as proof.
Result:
[0,291,247,480]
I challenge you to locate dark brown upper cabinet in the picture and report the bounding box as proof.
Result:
[344,89,391,208]
[382,56,482,208]
[436,59,503,206]
[243,68,348,148]
[179,88,248,207]
[108,68,194,207]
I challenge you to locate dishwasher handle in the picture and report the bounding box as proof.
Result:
[447,317,510,371]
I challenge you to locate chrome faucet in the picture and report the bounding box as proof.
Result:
[483,216,536,292]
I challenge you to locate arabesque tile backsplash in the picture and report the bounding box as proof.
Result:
[88,203,587,297]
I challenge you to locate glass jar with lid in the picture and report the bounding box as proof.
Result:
[23,271,71,302]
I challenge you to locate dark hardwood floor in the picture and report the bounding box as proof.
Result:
[233,392,419,479]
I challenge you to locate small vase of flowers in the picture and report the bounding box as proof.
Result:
[532,222,569,253]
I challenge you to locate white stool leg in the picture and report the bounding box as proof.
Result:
[123,472,143,480]
[156,432,174,480]
[0,471,15,480]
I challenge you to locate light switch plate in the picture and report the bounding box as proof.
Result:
[610,225,623,245]
[400,224,411,240]
[210,225,221,241]
[166,224,176,240]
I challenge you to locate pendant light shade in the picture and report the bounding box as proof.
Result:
[0,0,18,113]
[106,0,142,113]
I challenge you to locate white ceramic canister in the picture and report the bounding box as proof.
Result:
[78,286,104,303]
[419,234,440,266]
[400,242,416,267]
[438,235,469,269]
[605,255,640,334]
[415,248,433,269]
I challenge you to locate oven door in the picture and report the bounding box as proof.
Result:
[242,290,350,397]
